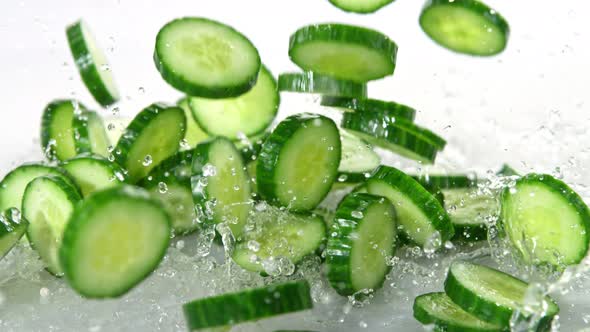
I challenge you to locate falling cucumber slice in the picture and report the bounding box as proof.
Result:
[61,154,127,197]
[328,0,395,14]
[0,208,29,260]
[321,95,416,122]
[278,72,367,98]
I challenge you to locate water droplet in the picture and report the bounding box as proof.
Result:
[158,182,168,193]
[202,164,217,177]
[142,155,153,166]
[351,210,364,219]
[247,240,260,252]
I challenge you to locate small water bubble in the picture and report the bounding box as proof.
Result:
[142,155,153,166]
[254,201,267,212]
[107,123,116,131]
[175,240,185,250]
[202,164,217,177]
[351,210,364,219]
[444,241,455,250]
[179,139,190,150]
[100,64,111,72]
[40,287,50,297]
[359,321,368,328]
[138,86,145,94]
[158,182,168,194]
[247,240,260,252]
[111,106,120,116]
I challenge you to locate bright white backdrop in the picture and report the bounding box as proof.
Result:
[1,0,590,331]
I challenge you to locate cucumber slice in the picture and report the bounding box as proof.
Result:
[0,163,77,212]
[257,113,341,212]
[419,0,510,56]
[0,208,28,260]
[154,17,261,98]
[289,24,398,82]
[413,174,477,189]
[189,66,279,139]
[446,188,498,242]
[183,280,313,330]
[321,96,416,122]
[60,186,170,297]
[232,211,326,274]
[22,175,82,275]
[278,72,367,98]
[326,192,396,295]
[66,20,119,106]
[413,292,503,332]
[336,131,379,185]
[192,137,251,238]
[501,174,590,267]
[115,103,186,183]
[62,154,127,197]
[367,166,454,247]
[177,98,209,148]
[497,164,519,177]
[328,0,394,14]
[342,111,440,164]
[139,149,197,235]
[444,261,559,327]
[74,110,110,158]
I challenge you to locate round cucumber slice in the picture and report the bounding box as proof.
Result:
[192,137,252,238]
[66,20,119,106]
[154,17,261,98]
[76,110,110,158]
[326,193,396,296]
[289,23,398,82]
[367,166,454,248]
[445,188,497,242]
[257,113,341,212]
[22,175,82,276]
[413,292,503,332]
[114,103,186,183]
[419,0,509,56]
[444,261,559,327]
[328,0,394,14]
[177,98,209,148]
[189,66,279,139]
[60,186,171,298]
[321,95,416,122]
[278,72,367,98]
[501,174,590,267]
[183,280,313,330]
[336,131,379,185]
[0,208,29,260]
[61,154,127,197]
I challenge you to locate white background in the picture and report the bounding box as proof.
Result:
[1,0,590,331]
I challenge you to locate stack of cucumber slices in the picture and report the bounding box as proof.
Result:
[0,1,587,331]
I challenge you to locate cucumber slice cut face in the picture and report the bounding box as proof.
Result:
[257,114,341,212]
[367,166,454,248]
[62,154,127,197]
[189,66,279,139]
[0,208,28,260]
[501,174,590,267]
[420,0,510,56]
[321,96,416,122]
[444,261,559,327]
[446,188,497,242]
[278,72,367,98]
[328,0,394,14]
[289,24,398,82]
[177,98,209,148]
[60,186,171,298]
[22,176,82,276]
[154,17,261,98]
[66,20,119,106]
[232,209,326,274]
[183,280,313,330]
[0,164,77,212]
[413,292,503,332]
[336,131,380,184]
[326,193,396,296]
[115,103,186,183]
[192,137,252,238]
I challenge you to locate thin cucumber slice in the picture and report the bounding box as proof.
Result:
[278,72,367,98]
[22,175,82,275]
[115,103,186,183]
[104,117,131,146]
[289,24,398,82]
[0,163,77,212]
[326,193,396,295]
[0,208,28,260]
[336,131,379,185]
[177,98,209,148]
[501,174,590,267]
[420,0,510,56]
[74,110,110,157]
[189,66,279,139]
[413,292,503,332]
[328,0,394,14]
[154,17,261,98]
[497,164,519,177]
[257,113,341,212]
[139,149,197,235]
[446,188,498,242]
[232,211,326,274]
[444,261,559,327]
[413,173,477,189]
[61,154,127,197]
[66,20,119,106]
[60,186,170,298]
[192,137,251,238]
[367,166,454,247]
[320,95,416,122]
[183,280,313,330]
[342,111,440,164]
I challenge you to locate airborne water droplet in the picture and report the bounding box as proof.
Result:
[142,155,153,166]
